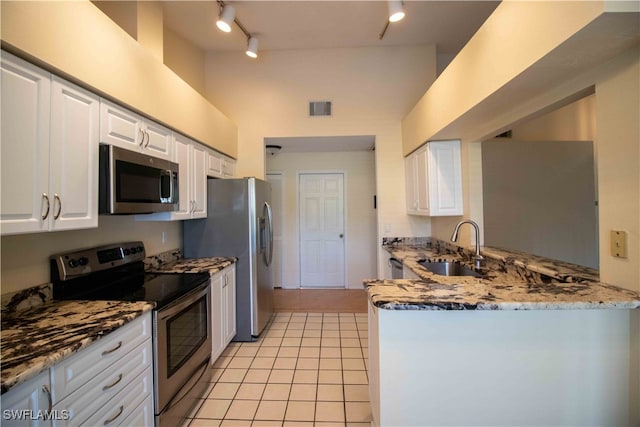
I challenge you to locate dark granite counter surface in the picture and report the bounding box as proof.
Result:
[148,256,237,275]
[1,300,154,394]
[366,238,640,311]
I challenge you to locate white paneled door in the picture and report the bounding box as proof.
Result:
[299,173,345,288]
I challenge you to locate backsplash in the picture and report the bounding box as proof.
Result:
[2,248,182,316]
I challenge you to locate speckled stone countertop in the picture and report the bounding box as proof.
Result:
[148,256,237,275]
[1,301,154,394]
[366,238,640,311]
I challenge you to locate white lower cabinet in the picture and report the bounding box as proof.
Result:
[405,139,463,216]
[2,313,153,427]
[1,370,53,427]
[211,265,237,361]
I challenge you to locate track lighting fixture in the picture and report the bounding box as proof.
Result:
[387,0,405,23]
[379,0,406,40]
[216,1,259,60]
[246,36,259,59]
[216,4,235,33]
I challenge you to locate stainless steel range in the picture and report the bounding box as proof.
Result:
[50,242,211,427]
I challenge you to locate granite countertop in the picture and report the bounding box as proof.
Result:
[1,301,154,394]
[148,256,237,275]
[366,238,640,311]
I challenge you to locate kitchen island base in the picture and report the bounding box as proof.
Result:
[368,303,636,427]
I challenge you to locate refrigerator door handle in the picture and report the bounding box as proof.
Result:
[264,201,274,266]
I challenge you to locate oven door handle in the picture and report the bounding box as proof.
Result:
[160,356,211,415]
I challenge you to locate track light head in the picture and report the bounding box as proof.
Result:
[388,0,405,23]
[216,4,235,33]
[246,36,259,59]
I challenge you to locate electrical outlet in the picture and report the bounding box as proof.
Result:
[161,231,167,244]
[610,230,627,258]
[384,223,392,233]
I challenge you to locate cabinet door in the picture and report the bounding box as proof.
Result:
[427,140,463,216]
[191,144,207,219]
[207,150,223,178]
[171,135,192,220]
[210,272,225,361]
[0,52,51,235]
[223,266,237,345]
[144,121,172,161]
[1,369,52,427]
[416,146,430,215]
[49,77,99,232]
[222,157,235,178]
[404,154,417,214]
[99,100,142,150]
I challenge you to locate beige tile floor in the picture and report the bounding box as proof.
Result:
[188,312,372,427]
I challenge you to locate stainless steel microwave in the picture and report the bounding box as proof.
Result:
[99,145,179,214]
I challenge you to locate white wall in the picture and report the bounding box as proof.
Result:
[205,45,438,277]
[0,216,181,294]
[267,151,376,289]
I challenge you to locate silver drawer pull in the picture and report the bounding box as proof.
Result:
[42,384,52,411]
[53,194,62,220]
[103,405,124,425]
[102,373,123,391]
[41,193,50,220]
[101,341,122,356]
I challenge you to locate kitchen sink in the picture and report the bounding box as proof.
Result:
[418,261,482,278]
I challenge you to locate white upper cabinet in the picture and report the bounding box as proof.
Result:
[49,77,99,231]
[1,51,51,235]
[207,149,235,179]
[99,99,172,161]
[1,52,98,235]
[222,155,236,178]
[206,149,223,178]
[405,140,463,216]
[138,133,207,221]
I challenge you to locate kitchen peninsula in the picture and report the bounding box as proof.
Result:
[366,238,640,427]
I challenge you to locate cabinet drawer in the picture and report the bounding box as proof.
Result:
[78,367,152,427]
[119,394,154,427]
[52,340,152,426]
[50,314,151,403]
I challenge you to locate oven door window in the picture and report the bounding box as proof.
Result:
[166,296,208,376]
[116,160,165,203]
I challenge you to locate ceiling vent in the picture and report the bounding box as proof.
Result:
[309,101,332,117]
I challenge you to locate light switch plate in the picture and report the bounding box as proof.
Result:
[610,230,627,258]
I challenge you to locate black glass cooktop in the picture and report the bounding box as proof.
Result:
[52,262,209,309]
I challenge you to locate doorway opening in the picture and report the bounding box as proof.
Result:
[264,135,377,290]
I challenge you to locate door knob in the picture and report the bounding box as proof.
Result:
[339,234,344,238]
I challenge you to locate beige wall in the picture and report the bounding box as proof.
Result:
[267,151,376,289]
[1,217,181,294]
[402,1,605,155]
[205,45,438,277]
[164,27,206,97]
[510,95,596,141]
[1,0,237,157]
[595,48,639,294]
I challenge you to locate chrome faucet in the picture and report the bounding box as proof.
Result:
[451,220,484,268]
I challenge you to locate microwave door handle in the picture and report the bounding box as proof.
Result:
[159,169,173,203]
[169,170,174,203]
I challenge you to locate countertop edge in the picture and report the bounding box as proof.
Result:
[1,302,154,395]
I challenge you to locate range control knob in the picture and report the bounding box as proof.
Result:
[137,246,144,253]
[124,249,131,256]
[68,259,79,268]
[78,257,89,266]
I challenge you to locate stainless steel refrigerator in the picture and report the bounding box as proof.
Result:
[183,177,274,341]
